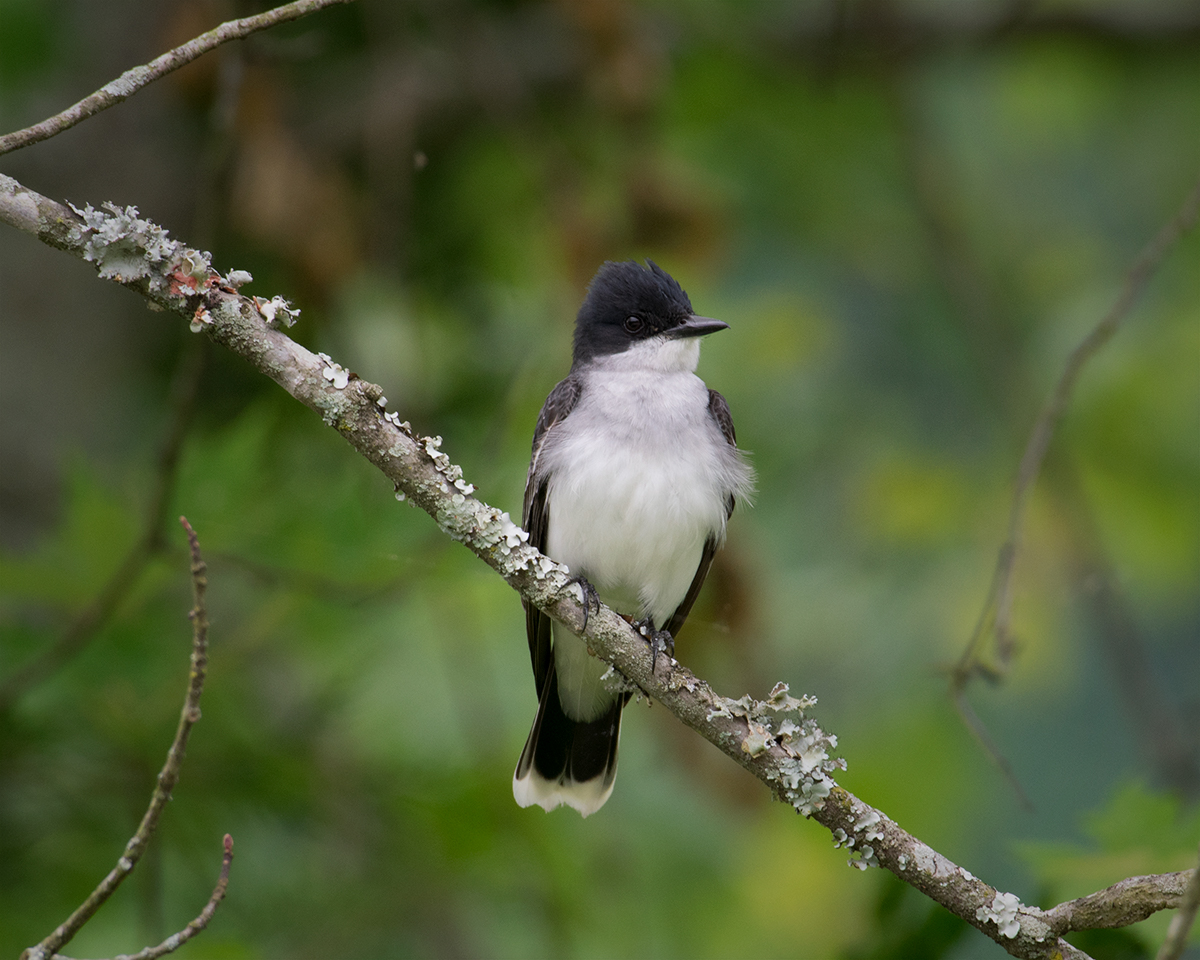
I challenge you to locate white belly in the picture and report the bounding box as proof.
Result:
[543,369,730,625]
[539,366,744,722]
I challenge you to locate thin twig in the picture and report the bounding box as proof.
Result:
[0,337,206,711]
[1045,868,1194,933]
[1157,843,1200,960]
[952,687,1034,811]
[1055,459,1200,798]
[979,175,1200,661]
[995,176,1200,647]
[0,0,355,156]
[53,835,235,960]
[952,174,1200,736]
[22,518,215,960]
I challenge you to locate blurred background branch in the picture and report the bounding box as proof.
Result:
[0,0,354,156]
[955,174,1200,686]
[1156,842,1200,960]
[949,174,1200,808]
[21,518,229,960]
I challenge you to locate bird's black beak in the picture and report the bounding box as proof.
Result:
[667,315,729,339]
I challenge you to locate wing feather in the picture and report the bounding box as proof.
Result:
[523,375,582,692]
[663,388,740,637]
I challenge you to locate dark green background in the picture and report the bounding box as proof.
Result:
[1,1,1197,957]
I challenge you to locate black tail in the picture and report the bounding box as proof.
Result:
[513,664,628,817]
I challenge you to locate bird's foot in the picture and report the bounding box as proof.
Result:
[632,619,675,673]
[567,575,601,630]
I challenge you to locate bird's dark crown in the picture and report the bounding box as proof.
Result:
[572,260,694,366]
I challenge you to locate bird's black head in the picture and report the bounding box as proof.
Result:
[571,260,727,367]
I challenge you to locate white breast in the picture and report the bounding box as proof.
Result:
[541,363,745,626]
[533,336,753,722]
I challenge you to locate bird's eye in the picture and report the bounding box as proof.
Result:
[623,316,644,334]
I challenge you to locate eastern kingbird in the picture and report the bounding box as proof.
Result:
[513,260,753,817]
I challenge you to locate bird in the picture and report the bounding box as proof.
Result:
[513,259,753,817]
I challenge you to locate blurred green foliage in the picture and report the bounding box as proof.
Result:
[0,1,1197,958]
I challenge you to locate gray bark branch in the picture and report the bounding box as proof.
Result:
[0,0,355,157]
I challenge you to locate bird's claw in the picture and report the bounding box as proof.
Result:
[568,575,601,630]
[632,618,674,673]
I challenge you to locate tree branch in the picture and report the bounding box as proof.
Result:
[1044,870,1194,933]
[4,171,1194,958]
[951,174,1200,734]
[1157,842,1200,960]
[0,0,354,157]
[21,517,225,960]
[51,835,235,960]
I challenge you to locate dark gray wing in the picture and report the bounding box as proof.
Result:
[663,389,738,638]
[708,387,738,449]
[523,375,582,692]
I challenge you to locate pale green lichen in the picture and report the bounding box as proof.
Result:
[68,200,211,295]
[256,294,300,328]
[414,435,565,581]
[741,722,773,757]
[765,681,816,713]
[382,410,413,434]
[707,682,844,816]
[63,204,287,343]
[68,199,192,277]
[189,306,212,333]
[856,809,883,842]
[835,809,884,869]
[977,891,1022,939]
[599,664,638,696]
[316,352,349,389]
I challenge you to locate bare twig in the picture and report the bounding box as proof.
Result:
[1157,842,1200,960]
[0,0,355,156]
[951,685,1034,811]
[952,175,1200,726]
[1053,459,1200,799]
[22,518,219,960]
[970,174,1200,665]
[1045,869,1194,933]
[0,338,206,711]
[52,835,235,960]
[4,176,1193,958]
